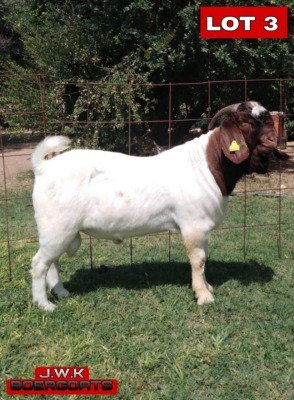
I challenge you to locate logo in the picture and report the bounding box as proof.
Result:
[6,367,118,396]
[200,6,288,39]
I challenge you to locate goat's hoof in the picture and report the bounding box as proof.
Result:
[44,302,57,312]
[196,290,215,305]
[206,283,214,293]
[57,288,70,299]
[51,283,70,299]
[34,300,57,312]
[53,287,70,299]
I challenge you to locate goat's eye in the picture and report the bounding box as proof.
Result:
[257,112,272,124]
[240,122,251,129]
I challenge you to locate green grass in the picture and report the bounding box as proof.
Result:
[0,175,293,400]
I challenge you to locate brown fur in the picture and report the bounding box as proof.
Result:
[206,110,280,195]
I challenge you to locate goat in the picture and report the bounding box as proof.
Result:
[31,101,288,311]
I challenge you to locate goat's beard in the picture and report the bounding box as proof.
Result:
[249,147,271,174]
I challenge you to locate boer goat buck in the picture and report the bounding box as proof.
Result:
[31,101,288,311]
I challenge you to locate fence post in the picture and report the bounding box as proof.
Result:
[128,79,133,266]
[0,133,12,280]
[37,75,48,137]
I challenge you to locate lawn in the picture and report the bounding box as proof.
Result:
[0,172,293,400]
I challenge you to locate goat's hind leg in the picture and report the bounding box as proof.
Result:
[46,262,70,300]
[31,233,81,311]
[46,233,81,300]
[31,250,57,311]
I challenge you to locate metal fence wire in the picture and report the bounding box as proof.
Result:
[0,77,293,279]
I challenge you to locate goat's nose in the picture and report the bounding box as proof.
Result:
[266,135,277,148]
[261,133,277,148]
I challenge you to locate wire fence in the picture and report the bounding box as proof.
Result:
[0,77,293,279]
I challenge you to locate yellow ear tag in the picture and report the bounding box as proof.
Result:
[229,140,240,152]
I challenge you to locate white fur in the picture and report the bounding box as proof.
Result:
[250,101,266,117]
[31,134,227,311]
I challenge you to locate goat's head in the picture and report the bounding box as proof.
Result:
[207,101,289,194]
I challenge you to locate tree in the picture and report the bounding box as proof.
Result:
[1,0,293,149]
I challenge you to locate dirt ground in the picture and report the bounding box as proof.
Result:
[0,135,294,190]
[0,139,38,189]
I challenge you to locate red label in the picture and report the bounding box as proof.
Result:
[200,6,288,39]
[35,366,90,380]
[6,366,118,396]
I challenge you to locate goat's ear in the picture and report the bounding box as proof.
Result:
[220,120,250,164]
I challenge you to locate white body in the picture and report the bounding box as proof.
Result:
[33,132,226,242]
[31,133,227,311]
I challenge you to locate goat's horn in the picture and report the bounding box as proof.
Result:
[208,103,241,130]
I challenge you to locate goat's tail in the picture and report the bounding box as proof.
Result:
[32,135,71,175]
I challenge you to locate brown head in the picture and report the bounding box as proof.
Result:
[206,101,289,195]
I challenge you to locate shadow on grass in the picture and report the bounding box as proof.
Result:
[65,260,274,295]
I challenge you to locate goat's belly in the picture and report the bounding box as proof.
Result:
[81,209,180,241]
[82,224,179,242]
[79,180,181,239]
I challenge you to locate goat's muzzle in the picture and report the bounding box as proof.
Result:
[259,129,289,160]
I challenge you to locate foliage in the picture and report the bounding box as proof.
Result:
[0,2,23,73]
[286,119,294,140]
[3,0,294,81]
[1,0,294,149]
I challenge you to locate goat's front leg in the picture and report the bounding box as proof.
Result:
[183,234,214,305]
